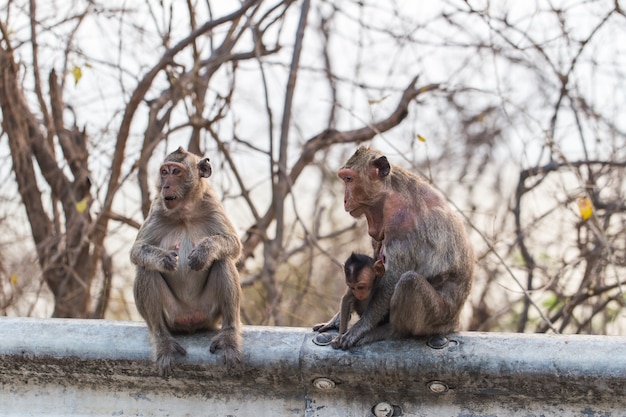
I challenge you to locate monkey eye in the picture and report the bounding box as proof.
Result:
[343,176,353,183]
[160,169,168,176]
[172,167,182,175]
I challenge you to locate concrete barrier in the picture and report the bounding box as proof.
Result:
[0,317,625,416]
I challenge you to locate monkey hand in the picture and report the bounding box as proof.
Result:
[161,250,179,271]
[331,327,362,350]
[312,321,338,332]
[188,245,214,271]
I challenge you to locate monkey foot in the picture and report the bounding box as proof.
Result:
[155,339,187,378]
[209,333,241,366]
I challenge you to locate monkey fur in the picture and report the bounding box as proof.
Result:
[131,147,243,376]
[313,253,385,344]
[315,146,474,349]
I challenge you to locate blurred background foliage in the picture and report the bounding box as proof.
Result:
[0,0,625,334]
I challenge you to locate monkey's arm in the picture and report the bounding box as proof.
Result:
[129,213,179,272]
[338,294,354,334]
[312,311,340,332]
[334,276,393,349]
[313,288,354,332]
[188,233,241,271]
[130,242,178,272]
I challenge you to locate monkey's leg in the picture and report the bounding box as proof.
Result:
[134,269,187,377]
[203,260,242,364]
[390,271,457,336]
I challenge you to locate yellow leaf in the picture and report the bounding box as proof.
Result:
[577,197,593,221]
[367,95,389,105]
[75,197,88,213]
[417,134,427,143]
[10,274,18,286]
[71,65,82,86]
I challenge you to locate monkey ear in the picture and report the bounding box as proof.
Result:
[372,156,390,178]
[373,259,385,277]
[198,158,212,178]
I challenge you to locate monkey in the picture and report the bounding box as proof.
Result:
[315,145,474,350]
[340,254,386,335]
[313,253,385,343]
[130,147,243,377]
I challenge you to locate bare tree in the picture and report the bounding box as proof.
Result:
[0,0,265,317]
[1,0,624,334]
[441,1,626,334]
[0,0,435,322]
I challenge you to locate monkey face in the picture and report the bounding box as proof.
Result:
[338,148,390,217]
[338,168,365,216]
[160,161,188,209]
[347,268,375,301]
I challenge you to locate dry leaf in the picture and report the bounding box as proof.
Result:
[71,65,83,86]
[577,197,593,221]
[75,197,88,213]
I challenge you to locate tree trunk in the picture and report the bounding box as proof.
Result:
[0,43,100,318]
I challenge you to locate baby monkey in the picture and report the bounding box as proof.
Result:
[314,253,385,344]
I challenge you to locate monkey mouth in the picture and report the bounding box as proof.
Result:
[348,208,363,217]
[163,196,179,208]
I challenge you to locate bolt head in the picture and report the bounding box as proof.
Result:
[427,381,449,394]
[312,377,336,390]
[427,335,449,349]
[373,402,393,417]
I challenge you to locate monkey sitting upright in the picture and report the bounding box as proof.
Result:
[131,147,243,377]
[314,145,475,350]
[313,252,385,346]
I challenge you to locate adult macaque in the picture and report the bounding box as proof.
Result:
[131,147,243,377]
[313,253,385,342]
[317,146,474,349]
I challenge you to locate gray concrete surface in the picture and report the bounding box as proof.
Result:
[1,317,625,416]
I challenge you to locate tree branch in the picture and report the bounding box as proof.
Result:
[91,0,261,246]
[240,77,440,261]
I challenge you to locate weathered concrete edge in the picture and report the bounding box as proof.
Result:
[1,317,625,405]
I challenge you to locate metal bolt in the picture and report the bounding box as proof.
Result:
[427,335,449,349]
[427,380,449,394]
[373,402,393,417]
[312,332,335,346]
[312,377,336,390]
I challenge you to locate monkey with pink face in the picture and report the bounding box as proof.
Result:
[314,146,474,349]
[131,147,242,377]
